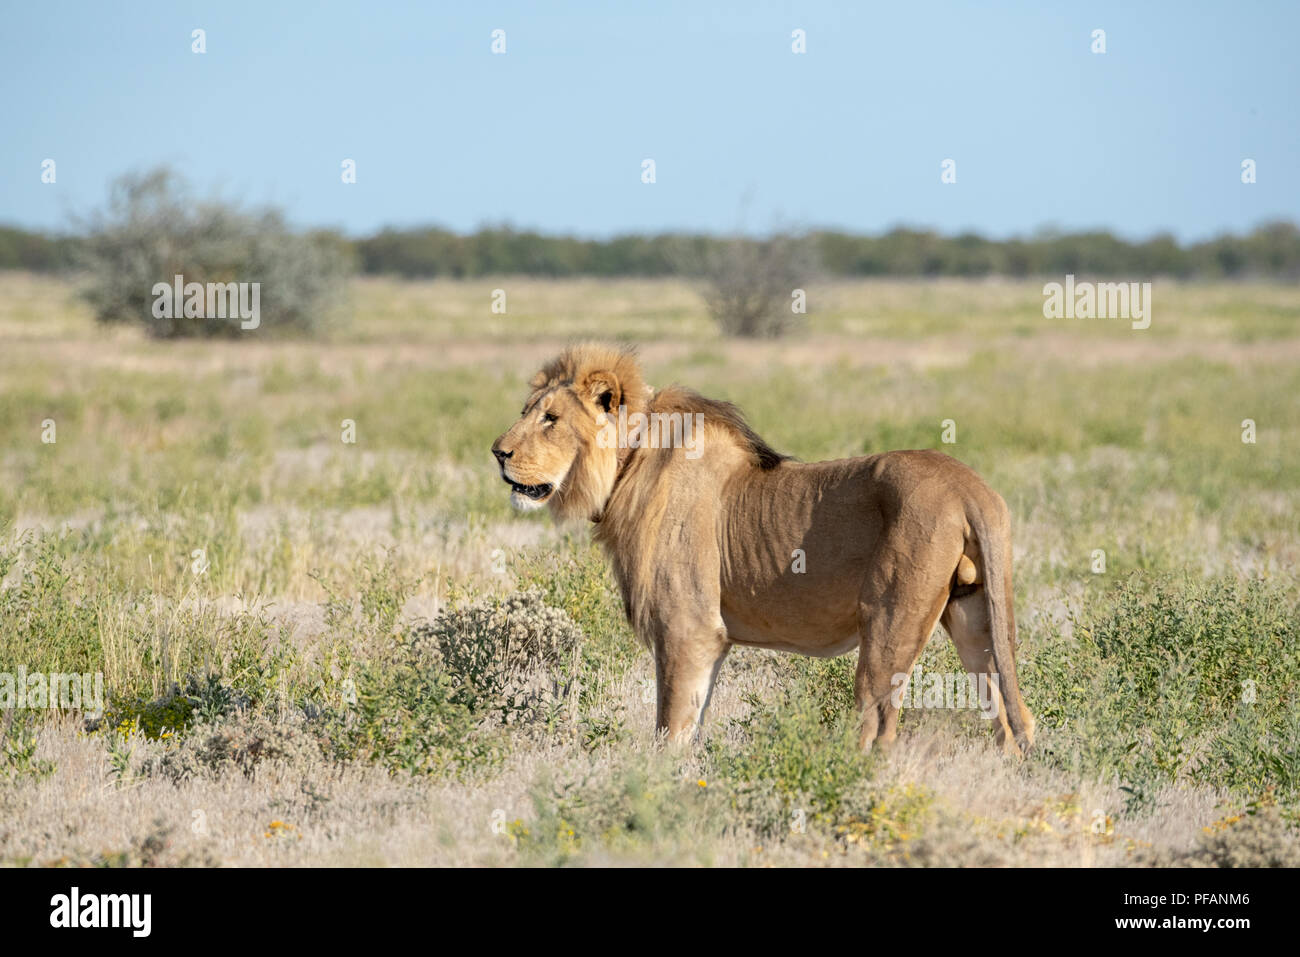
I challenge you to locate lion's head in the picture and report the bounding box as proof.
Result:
[491,344,647,521]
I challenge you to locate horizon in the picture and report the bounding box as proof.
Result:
[6,208,1299,245]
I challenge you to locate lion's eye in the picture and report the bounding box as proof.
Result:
[543,412,558,425]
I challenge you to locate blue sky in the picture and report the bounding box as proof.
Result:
[2,0,1296,240]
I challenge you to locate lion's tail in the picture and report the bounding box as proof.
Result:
[967,500,1033,757]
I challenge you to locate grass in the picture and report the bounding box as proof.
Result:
[0,271,1297,866]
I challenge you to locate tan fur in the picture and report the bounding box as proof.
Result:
[492,344,1035,755]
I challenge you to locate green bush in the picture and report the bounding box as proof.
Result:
[1024,575,1300,810]
[511,538,638,664]
[1,711,55,781]
[313,644,503,779]
[313,588,584,778]
[74,167,351,338]
[514,759,722,865]
[510,541,643,736]
[101,674,250,742]
[707,662,878,835]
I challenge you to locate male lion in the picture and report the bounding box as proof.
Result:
[491,344,1035,755]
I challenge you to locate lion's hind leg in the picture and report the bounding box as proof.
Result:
[853,536,955,752]
[942,588,1035,754]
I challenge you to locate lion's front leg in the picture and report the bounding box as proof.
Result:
[650,619,730,743]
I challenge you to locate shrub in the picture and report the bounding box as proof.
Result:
[707,663,877,835]
[1137,805,1300,867]
[309,588,583,778]
[100,674,250,741]
[149,707,324,783]
[1024,575,1300,810]
[514,759,723,865]
[691,233,818,338]
[1187,806,1300,867]
[1,711,55,781]
[412,586,584,728]
[74,166,351,338]
[313,648,502,779]
[510,539,642,691]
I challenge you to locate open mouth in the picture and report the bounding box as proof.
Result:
[505,478,554,501]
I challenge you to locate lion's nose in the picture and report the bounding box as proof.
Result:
[492,446,512,465]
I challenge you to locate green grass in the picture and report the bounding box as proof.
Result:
[1,272,1298,866]
[1024,575,1300,810]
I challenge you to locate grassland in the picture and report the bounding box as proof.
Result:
[1,271,1297,866]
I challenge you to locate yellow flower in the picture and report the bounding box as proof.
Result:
[697,779,707,788]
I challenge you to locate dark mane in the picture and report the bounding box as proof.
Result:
[651,386,789,470]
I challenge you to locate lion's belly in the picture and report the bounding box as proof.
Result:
[723,615,861,657]
[719,564,867,655]
[718,459,889,655]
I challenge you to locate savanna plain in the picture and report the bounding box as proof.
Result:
[1,272,1297,866]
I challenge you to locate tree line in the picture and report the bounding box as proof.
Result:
[4,219,1298,280]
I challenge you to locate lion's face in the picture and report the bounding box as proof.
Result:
[491,380,617,518]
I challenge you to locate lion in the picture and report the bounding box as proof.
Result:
[491,344,1035,755]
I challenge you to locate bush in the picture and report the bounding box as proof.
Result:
[510,538,641,673]
[412,586,584,728]
[1184,807,1300,867]
[74,167,351,338]
[313,645,502,779]
[514,759,724,865]
[149,707,324,783]
[692,233,818,338]
[707,662,877,835]
[100,674,250,742]
[1137,804,1300,867]
[307,588,583,778]
[1,711,55,781]
[1024,575,1300,810]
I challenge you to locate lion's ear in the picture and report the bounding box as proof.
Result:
[529,371,549,390]
[581,371,620,413]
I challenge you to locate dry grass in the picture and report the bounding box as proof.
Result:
[1,272,1297,866]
